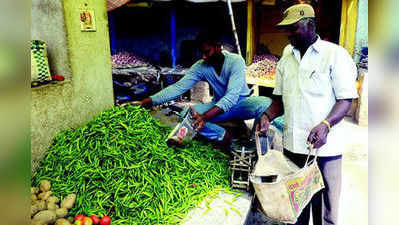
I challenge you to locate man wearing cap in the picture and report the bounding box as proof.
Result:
[255,4,358,225]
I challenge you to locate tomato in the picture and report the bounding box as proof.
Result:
[74,220,82,225]
[74,214,85,221]
[100,216,111,225]
[91,215,100,225]
[83,217,93,225]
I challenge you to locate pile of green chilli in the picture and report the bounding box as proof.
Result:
[32,105,233,225]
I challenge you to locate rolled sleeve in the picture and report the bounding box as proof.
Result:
[215,58,246,112]
[151,64,203,105]
[331,47,359,100]
[273,63,283,96]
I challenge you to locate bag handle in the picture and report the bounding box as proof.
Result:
[255,132,269,157]
[303,144,319,168]
[255,131,320,168]
[255,132,262,157]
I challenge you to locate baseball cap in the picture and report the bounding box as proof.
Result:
[276,4,315,27]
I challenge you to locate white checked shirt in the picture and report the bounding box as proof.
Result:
[273,37,358,156]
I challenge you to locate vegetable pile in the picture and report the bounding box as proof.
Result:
[252,54,279,64]
[32,105,232,225]
[111,52,149,68]
[31,180,76,225]
[73,214,110,225]
[246,54,279,80]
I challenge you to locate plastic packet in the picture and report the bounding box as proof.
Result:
[166,108,197,146]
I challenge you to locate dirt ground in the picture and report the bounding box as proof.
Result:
[245,117,368,225]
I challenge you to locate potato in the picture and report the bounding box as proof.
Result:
[55,218,71,225]
[67,216,74,223]
[60,194,76,209]
[55,208,68,218]
[31,204,39,217]
[40,180,51,192]
[31,197,39,205]
[31,194,38,202]
[47,202,57,210]
[38,191,52,201]
[32,210,57,224]
[47,196,60,204]
[31,220,46,225]
[36,200,47,211]
[31,187,39,195]
[31,198,39,206]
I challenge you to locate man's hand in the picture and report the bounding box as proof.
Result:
[190,107,206,132]
[255,113,270,136]
[307,99,352,150]
[307,122,329,149]
[131,97,152,109]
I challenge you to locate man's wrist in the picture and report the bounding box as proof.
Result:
[142,97,153,105]
[202,106,223,122]
[264,112,272,121]
[321,120,331,132]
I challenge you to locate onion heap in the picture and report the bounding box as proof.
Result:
[111,52,148,68]
[252,54,279,64]
[246,54,279,81]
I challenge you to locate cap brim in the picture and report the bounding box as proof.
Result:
[276,18,300,27]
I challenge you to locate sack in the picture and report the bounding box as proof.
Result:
[31,40,52,83]
[250,133,325,224]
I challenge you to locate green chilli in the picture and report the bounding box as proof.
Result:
[32,105,233,224]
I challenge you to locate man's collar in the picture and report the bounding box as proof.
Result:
[311,35,322,53]
[291,35,321,55]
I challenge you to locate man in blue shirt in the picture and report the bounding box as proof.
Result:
[136,31,272,151]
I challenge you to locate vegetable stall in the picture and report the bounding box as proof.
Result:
[107,0,247,104]
[31,105,252,225]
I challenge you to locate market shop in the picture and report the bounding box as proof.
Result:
[108,0,248,105]
[30,0,368,225]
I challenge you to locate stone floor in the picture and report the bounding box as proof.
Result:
[181,191,254,225]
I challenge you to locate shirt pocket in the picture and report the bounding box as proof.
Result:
[301,69,332,97]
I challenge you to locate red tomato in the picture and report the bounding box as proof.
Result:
[51,74,65,81]
[74,214,85,221]
[91,215,100,225]
[100,216,111,225]
[83,217,93,225]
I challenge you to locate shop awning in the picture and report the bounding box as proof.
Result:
[107,0,131,11]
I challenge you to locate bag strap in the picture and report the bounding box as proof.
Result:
[303,144,319,168]
[255,132,320,168]
[255,132,262,157]
[255,132,269,157]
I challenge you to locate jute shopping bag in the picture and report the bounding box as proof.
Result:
[250,133,325,224]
